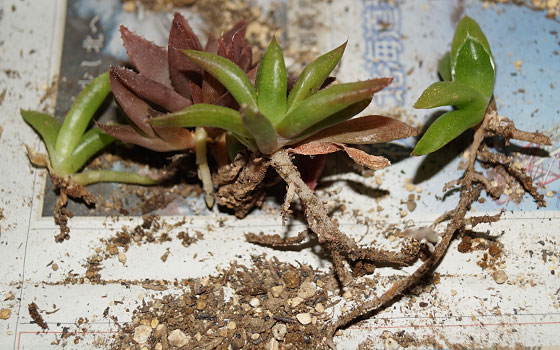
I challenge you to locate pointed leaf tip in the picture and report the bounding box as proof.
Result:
[181,50,257,108]
[286,41,347,112]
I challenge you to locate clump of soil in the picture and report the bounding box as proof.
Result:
[109,257,340,349]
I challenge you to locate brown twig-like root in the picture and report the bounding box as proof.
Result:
[325,99,552,346]
[268,149,419,286]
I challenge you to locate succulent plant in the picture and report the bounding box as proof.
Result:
[151,38,417,169]
[21,72,157,188]
[412,16,496,156]
[21,72,157,237]
[99,12,256,206]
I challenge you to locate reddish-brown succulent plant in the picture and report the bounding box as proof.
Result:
[99,12,256,206]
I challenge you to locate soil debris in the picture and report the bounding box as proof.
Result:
[28,302,48,329]
[0,308,11,320]
[109,257,336,349]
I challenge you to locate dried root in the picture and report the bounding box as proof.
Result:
[324,99,551,344]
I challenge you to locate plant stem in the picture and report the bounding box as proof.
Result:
[195,127,215,208]
[70,170,157,186]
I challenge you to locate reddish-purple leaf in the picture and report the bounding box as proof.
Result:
[120,25,172,88]
[98,124,191,152]
[247,66,258,83]
[238,45,252,72]
[222,20,247,48]
[111,66,191,112]
[189,81,203,104]
[110,70,157,138]
[202,71,225,104]
[168,12,203,98]
[205,34,219,54]
[301,115,418,145]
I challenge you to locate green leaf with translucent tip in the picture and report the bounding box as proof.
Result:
[241,105,278,154]
[181,50,256,108]
[20,110,61,162]
[62,128,115,174]
[438,52,452,81]
[450,17,495,98]
[71,169,158,186]
[412,109,485,156]
[55,72,111,166]
[451,16,492,69]
[414,81,488,111]
[453,39,495,98]
[277,78,391,139]
[150,104,251,138]
[286,41,346,113]
[256,37,287,124]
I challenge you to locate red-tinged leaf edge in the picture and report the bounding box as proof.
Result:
[300,115,418,145]
[109,69,158,138]
[98,124,193,152]
[168,12,204,98]
[120,25,172,88]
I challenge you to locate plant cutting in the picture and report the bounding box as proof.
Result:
[151,37,420,285]
[21,72,157,241]
[328,16,552,344]
[99,12,256,208]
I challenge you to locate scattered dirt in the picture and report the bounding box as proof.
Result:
[83,215,202,283]
[109,257,339,349]
[28,302,48,330]
[483,0,560,20]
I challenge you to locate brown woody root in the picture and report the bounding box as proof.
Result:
[253,149,419,286]
[326,99,552,346]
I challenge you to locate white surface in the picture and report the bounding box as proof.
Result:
[0,1,559,349]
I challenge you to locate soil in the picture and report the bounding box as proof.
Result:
[109,257,337,349]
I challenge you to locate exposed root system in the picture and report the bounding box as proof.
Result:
[241,99,551,347]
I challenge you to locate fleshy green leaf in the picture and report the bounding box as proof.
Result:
[438,52,452,81]
[283,99,372,145]
[450,17,495,98]
[276,78,391,139]
[286,42,346,113]
[241,106,278,154]
[453,39,495,98]
[20,110,61,162]
[63,128,115,173]
[54,72,111,165]
[413,81,488,111]
[181,50,257,107]
[150,104,251,138]
[451,16,492,68]
[412,109,485,156]
[256,37,287,124]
